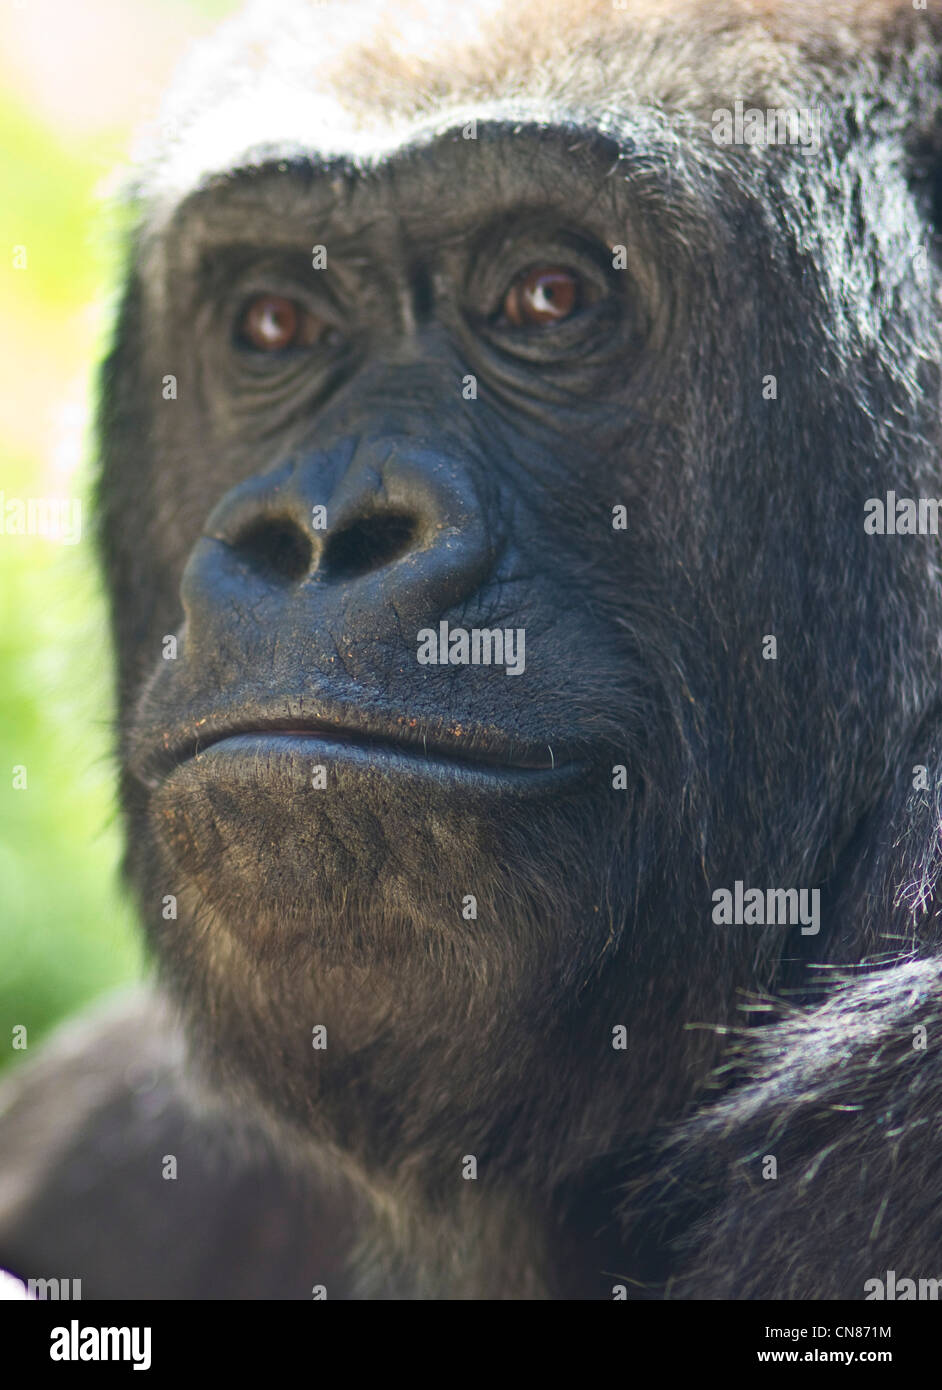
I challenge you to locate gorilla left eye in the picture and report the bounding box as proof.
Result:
[501,266,583,327]
[237,294,326,352]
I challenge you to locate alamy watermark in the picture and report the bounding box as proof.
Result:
[712,881,820,935]
[0,493,82,544]
[416,621,526,676]
[27,1276,81,1300]
[712,100,822,154]
[865,1271,942,1300]
[864,492,942,534]
[50,1320,151,1371]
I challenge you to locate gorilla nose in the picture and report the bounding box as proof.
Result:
[182,435,502,636]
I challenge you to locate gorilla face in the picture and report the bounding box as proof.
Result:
[115,128,670,1171]
[99,4,942,1191]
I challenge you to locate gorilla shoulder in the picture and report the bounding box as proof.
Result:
[0,991,356,1299]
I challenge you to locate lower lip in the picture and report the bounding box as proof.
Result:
[185,732,590,795]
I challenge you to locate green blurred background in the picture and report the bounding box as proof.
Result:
[0,0,238,1069]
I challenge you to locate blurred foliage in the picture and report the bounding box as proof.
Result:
[0,1,238,1068]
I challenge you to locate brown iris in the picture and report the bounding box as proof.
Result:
[502,266,581,327]
[239,294,323,351]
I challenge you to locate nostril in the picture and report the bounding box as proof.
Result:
[231,517,314,583]
[322,512,417,580]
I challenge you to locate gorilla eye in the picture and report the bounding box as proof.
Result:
[501,266,582,327]
[237,294,324,352]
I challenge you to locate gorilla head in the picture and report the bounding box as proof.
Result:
[91,0,942,1295]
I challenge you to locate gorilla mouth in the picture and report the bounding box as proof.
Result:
[144,712,586,784]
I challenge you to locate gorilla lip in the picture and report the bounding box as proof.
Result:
[142,713,585,784]
[184,731,590,794]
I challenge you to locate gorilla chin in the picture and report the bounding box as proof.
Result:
[149,725,602,949]
[145,728,632,1205]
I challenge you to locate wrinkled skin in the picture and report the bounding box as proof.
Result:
[3,0,942,1299]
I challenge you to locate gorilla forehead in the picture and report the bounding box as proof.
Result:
[138,0,900,215]
[143,113,713,281]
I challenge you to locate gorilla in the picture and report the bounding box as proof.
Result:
[2,0,942,1301]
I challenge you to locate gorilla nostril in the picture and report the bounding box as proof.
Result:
[231,517,314,583]
[322,512,417,580]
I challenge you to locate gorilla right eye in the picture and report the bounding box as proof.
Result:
[237,293,325,352]
[501,265,583,327]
